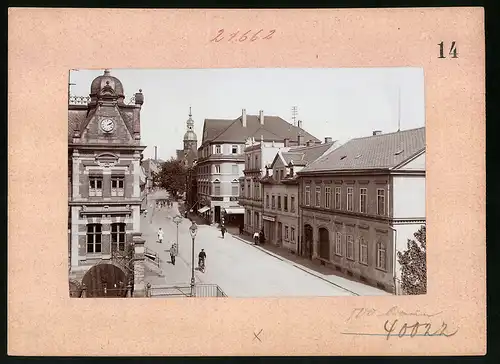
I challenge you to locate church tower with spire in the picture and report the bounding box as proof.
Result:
[180,107,198,167]
[184,107,197,152]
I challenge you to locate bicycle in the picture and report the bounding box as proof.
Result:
[198,259,205,273]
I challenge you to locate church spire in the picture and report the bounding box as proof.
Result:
[189,106,192,118]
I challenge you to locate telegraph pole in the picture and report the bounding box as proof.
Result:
[291,106,298,126]
[397,86,401,132]
[68,69,79,103]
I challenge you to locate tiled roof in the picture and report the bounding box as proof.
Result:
[260,175,279,184]
[299,127,425,173]
[118,109,135,136]
[203,119,234,142]
[68,109,88,142]
[281,152,304,165]
[201,114,319,145]
[282,142,339,167]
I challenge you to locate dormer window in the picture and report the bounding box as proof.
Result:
[215,145,221,154]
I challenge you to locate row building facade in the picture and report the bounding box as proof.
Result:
[296,127,426,293]
[260,137,341,253]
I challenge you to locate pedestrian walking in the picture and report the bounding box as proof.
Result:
[259,229,265,245]
[170,242,177,265]
[221,226,226,239]
[239,224,243,235]
[253,231,259,245]
[157,227,164,244]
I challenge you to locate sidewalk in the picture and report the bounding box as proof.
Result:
[231,233,389,296]
[142,200,208,287]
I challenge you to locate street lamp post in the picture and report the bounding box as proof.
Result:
[173,215,183,254]
[189,221,198,297]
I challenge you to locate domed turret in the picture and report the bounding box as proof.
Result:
[89,69,125,103]
[183,107,197,141]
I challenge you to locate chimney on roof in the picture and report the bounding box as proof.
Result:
[373,130,382,136]
[259,110,264,125]
[298,133,304,146]
[297,120,303,129]
[324,137,333,144]
[134,89,144,106]
[242,109,247,127]
[306,140,313,147]
[284,138,290,147]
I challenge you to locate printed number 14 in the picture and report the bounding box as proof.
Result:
[438,41,458,58]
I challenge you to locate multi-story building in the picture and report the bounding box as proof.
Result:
[260,138,340,253]
[68,69,147,297]
[141,158,163,192]
[296,127,426,293]
[239,139,286,235]
[196,109,319,226]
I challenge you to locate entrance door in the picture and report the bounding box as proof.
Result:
[264,221,273,243]
[214,206,221,223]
[319,228,330,260]
[277,222,282,244]
[303,224,313,259]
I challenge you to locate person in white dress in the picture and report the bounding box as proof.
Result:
[157,228,164,244]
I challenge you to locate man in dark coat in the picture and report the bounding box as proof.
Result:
[259,229,265,245]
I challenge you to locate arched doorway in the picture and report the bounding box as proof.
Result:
[318,228,330,260]
[81,263,128,298]
[303,224,313,259]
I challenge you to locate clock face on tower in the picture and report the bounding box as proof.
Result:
[100,118,115,133]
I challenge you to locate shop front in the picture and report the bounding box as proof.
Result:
[197,205,210,221]
[262,214,276,245]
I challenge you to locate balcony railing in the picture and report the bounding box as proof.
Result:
[69,96,91,105]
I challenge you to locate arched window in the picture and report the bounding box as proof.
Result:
[231,179,239,196]
[213,179,221,196]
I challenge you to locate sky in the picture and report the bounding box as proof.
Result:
[69,68,425,160]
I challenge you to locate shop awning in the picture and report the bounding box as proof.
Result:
[224,207,245,215]
[198,206,210,214]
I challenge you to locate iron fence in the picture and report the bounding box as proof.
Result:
[148,284,227,298]
[144,247,161,267]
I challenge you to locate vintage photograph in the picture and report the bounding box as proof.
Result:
[68,67,426,298]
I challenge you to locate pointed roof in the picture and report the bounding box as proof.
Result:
[298,127,425,174]
[201,114,319,145]
[281,141,340,167]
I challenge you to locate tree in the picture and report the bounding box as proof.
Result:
[151,170,160,188]
[156,158,187,198]
[397,225,427,295]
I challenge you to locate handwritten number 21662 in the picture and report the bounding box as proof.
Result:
[210,29,275,43]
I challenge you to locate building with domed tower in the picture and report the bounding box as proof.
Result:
[176,107,198,168]
[67,69,148,298]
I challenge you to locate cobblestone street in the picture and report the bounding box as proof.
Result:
[142,190,388,297]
